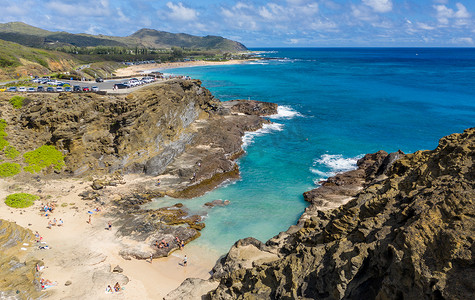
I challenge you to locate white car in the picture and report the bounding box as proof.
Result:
[91,86,99,92]
[18,87,27,92]
[27,87,36,92]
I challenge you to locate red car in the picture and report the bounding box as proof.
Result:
[82,87,90,92]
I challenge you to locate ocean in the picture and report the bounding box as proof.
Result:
[148,48,475,256]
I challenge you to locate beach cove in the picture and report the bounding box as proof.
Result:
[1,48,474,299]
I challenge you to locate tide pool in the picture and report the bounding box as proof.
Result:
[149,48,475,255]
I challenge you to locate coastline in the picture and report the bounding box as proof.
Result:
[0,176,218,299]
[0,82,278,299]
[114,59,250,77]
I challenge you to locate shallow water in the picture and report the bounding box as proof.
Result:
[149,48,475,255]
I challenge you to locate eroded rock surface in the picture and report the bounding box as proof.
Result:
[0,220,41,300]
[206,128,474,300]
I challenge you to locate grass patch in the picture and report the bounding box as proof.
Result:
[9,95,25,108]
[23,145,65,173]
[0,162,21,177]
[4,145,20,159]
[5,193,39,208]
[0,119,7,151]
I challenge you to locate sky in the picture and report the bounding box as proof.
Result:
[1,0,474,47]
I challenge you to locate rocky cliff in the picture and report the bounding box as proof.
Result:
[184,128,474,300]
[0,220,41,300]
[1,80,275,189]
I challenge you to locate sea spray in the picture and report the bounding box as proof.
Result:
[269,105,303,119]
[310,154,362,184]
[242,123,284,148]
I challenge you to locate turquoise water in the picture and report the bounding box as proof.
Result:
[150,48,475,255]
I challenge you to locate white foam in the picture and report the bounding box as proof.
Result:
[242,122,284,149]
[268,105,303,120]
[311,154,362,184]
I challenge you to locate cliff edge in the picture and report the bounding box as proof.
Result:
[204,128,474,299]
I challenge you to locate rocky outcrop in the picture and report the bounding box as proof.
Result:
[221,100,278,116]
[0,220,42,300]
[207,128,474,299]
[1,80,274,199]
[9,79,218,176]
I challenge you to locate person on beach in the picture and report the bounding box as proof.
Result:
[88,215,92,225]
[156,179,161,186]
[149,253,153,264]
[47,220,52,229]
[180,240,185,250]
[58,219,63,226]
[114,282,121,292]
[52,218,57,226]
[108,221,112,230]
[183,255,187,267]
[106,285,113,293]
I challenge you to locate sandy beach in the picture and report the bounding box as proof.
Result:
[0,175,220,299]
[114,59,249,77]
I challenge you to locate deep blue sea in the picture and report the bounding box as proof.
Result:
[149,48,475,256]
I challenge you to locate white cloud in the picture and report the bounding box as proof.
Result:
[451,37,473,44]
[434,3,471,26]
[352,5,377,21]
[166,2,198,21]
[434,4,453,25]
[45,0,110,17]
[362,0,392,13]
[454,3,470,19]
[117,7,130,23]
[417,22,435,30]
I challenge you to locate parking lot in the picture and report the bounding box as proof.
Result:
[1,75,174,94]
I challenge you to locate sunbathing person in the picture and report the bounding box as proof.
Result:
[114,282,121,292]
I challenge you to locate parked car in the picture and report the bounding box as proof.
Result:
[37,86,44,92]
[91,86,99,92]
[46,87,54,92]
[56,87,63,92]
[73,86,81,92]
[0,87,6,92]
[7,87,17,92]
[18,87,27,92]
[64,86,72,92]
[95,77,104,82]
[82,87,90,92]
[113,83,128,89]
[28,87,36,92]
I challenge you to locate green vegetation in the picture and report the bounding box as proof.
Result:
[4,193,39,208]
[0,162,21,177]
[23,145,65,173]
[0,119,8,151]
[9,95,25,108]
[4,145,19,159]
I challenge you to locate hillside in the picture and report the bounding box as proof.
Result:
[0,22,247,52]
[0,39,78,81]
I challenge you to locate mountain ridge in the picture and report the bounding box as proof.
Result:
[0,22,247,52]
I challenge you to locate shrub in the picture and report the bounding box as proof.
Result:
[0,139,8,151]
[0,162,21,177]
[9,95,25,109]
[23,145,65,173]
[0,119,8,151]
[4,145,20,159]
[5,193,39,208]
